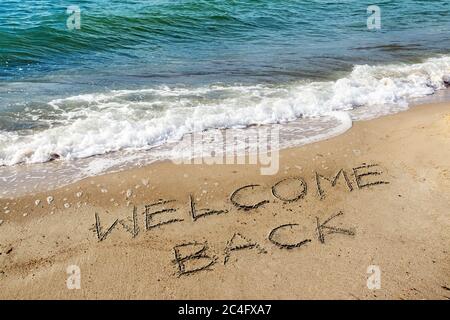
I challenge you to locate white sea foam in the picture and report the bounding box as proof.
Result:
[0,55,449,166]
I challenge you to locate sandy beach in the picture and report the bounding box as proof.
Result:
[0,101,449,300]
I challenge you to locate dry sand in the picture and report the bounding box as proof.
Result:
[0,102,449,299]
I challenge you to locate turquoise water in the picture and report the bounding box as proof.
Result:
[2,0,449,83]
[0,0,450,166]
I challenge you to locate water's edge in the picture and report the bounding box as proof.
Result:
[1,87,449,199]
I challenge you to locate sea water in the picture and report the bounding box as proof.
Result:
[1,0,449,196]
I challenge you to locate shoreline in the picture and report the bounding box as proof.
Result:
[2,86,450,199]
[1,54,450,198]
[0,101,449,299]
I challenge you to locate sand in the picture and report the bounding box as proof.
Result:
[0,102,449,300]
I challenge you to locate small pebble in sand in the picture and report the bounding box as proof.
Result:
[126,189,132,198]
[0,220,3,226]
[126,201,131,207]
[135,185,140,189]
[64,203,70,209]
[47,196,54,204]
[23,213,28,217]
[35,200,41,206]
[5,210,10,214]
[110,198,115,202]
[141,179,149,186]
[101,189,108,193]
[76,192,83,198]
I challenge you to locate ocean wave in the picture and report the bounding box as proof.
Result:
[1,55,449,166]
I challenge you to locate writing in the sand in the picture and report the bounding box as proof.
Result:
[92,162,389,276]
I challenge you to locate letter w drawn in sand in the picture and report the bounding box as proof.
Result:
[94,206,139,241]
[94,212,119,242]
